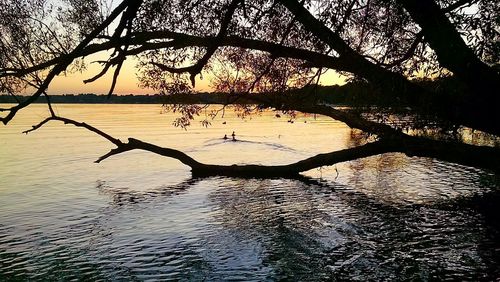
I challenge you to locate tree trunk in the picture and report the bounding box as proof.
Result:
[278,0,426,105]
[397,0,500,134]
[279,0,499,135]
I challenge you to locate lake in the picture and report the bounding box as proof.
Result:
[1,104,499,280]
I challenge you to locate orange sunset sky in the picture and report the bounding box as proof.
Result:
[47,54,347,95]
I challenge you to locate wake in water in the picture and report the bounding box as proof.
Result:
[203,137,297,153]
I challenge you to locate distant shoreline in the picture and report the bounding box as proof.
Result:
[0,94,163,104]
[1,78,458,106]
[0,92,327,105]
[0,85,348,105]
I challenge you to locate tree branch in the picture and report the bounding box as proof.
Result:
[151,0,242,86]
[23,116,123,146]
[230,92,404,138]
[276,0,425,105]
[442,0,478,13]
[95,147,133,163]
[22,103,500,177]
[83,56,122,84]
[384,31,424,67]
[1,31,345,83]
[0,0,131,124]
[21,112,397,176]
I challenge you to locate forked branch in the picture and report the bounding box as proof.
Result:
[23,115,123,146]
[151,0,242,86]
[0,0,132,125]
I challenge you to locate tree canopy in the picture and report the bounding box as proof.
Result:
[1,0,499,176]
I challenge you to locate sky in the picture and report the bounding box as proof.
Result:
[47,54,347,95]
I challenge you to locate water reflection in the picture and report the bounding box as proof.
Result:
[96,178,195,206]
[207,176,500,280]
[2,175,499,280]
[4,174,494,281]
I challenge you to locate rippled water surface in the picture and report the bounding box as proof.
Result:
[1,104,499,281]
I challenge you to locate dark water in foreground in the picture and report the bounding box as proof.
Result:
[1,104,499,280]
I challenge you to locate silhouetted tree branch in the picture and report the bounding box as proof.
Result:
[22,104,500,176]
[396,0,500,133]
[0,0,131,125]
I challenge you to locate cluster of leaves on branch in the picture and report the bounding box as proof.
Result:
[445,0,499,64]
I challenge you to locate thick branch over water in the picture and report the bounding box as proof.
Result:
[23,109,500,177]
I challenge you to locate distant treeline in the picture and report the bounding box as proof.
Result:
[0,77,460,106]
[0,90,349,105]
[161,84,372,105]
[162,77,464,106]
[0,93,163,104]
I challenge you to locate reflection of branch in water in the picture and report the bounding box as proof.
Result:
[84,174,497,279]
[204,175,442,278]
[96,177,202,207]
[206,177,336,278]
